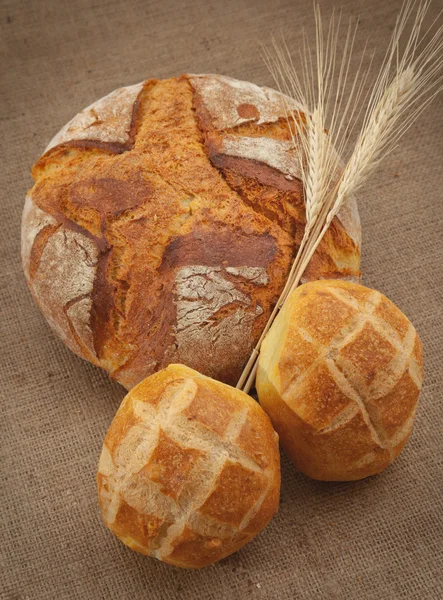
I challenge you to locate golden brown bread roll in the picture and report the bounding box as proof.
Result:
[256,280,424,481]
[21,74,361,389]
[97,364,280,568]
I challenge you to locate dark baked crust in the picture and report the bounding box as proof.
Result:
[22,75,361,388]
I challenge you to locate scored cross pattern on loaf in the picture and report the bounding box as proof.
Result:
[97,367,279,568]
[22,74,361,390]
[278,284,423,468]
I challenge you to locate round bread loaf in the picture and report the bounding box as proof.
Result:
[256,280,424,481]
[97,363,280,568]
[21,74,361,389]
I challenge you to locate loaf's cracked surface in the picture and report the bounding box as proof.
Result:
[22,74,361,388]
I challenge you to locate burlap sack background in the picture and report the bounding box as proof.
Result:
[1,0,442,598]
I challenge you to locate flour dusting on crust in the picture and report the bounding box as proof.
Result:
[173,265,269,378]
[21,194,57,272]
[219,135,303,181]
[33,228,99,358]
[66,296,97,359]
[189,74,303,130]
[45,82,144,152]
[225,266,269,285]
[336,195,361,248]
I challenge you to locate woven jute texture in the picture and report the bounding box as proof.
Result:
[1,0,442,598]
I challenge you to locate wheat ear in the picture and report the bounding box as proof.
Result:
[238,8,366,391]
[238,0,443,393]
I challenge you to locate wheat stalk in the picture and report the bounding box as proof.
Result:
[237,9,366,391]
[237,0,443,393]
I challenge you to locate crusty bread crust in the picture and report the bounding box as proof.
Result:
[97,364,280,568]
[256,280,424,481]
[22,74,361,388]
[44,82,144,153]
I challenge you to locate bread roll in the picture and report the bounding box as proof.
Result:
[97,364,280,568]
[22,74,361,389]
[256,280,424,481]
